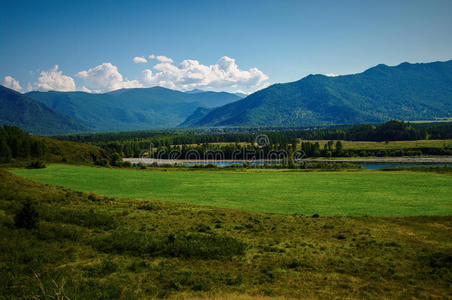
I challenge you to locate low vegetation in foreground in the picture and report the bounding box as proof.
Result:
[0,169,451,299]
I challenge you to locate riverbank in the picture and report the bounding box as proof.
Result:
[124,156,452,165]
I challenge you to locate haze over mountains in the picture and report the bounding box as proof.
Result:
[1,60,451,134]
[24,87,243,132]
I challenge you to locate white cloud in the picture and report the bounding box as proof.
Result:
[148,54,155,59]
[140,56,269,93]
[133,56,147,64]
[32,56,269,94]
[325,73,339,77]
[76,62,142,93]
[156,55,173,63]
[2,76,23,92]
[80,86,92,93]
[34,65,76,92]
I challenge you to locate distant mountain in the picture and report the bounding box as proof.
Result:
[184,89,244,106]
[184,60,452,127]
[0,85,85,135]
[178,107,213,128]
[26,86,242,132]
[234,92,248,98]
[185,89,205,94]
[183,91,242,107]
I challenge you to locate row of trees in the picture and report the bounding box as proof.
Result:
[55,121,452,146]
[0,126,46,163]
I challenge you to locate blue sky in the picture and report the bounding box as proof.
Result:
[1,0,452,93]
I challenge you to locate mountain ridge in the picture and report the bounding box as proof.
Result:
[182,60,452,127]
[0,85,86,135]
[26,87,242,132]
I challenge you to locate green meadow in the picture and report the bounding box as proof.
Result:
[12,164,452,216]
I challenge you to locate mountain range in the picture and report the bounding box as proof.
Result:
[23,87,242,132]
[1,60,451,134]
[0,85,86,135]
[183,60,452,127]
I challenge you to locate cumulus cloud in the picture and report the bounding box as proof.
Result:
[133,56,147,64]
[34,65,76,91]
[32,56,269,94]
[76,62,142,93]
[140,56,269,93]
[2,76,23,92]
[148,54,155,59]
[155,55,173,63]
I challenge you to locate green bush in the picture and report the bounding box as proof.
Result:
[14,199,39,229]
[121,161,132,168]
[94,158,109,166]
[92,231,247,259]
[26,160,46,169]
[40,207,117,230]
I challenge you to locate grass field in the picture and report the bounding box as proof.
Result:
[1,168,452,299]
[11,164,452,216]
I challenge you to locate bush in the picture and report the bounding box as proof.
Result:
[40,207,117,230]
[94,159,109,167]
[92,231,247,259]
[14,199,39,229]
[137,203,157,210]
[121,161,132,168]
[26,161,46,169]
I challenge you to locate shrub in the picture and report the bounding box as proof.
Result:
[37,223,84,241]
[286,258,301,269]
[40,206,117,230]
[26,161,46,169]
[197,224,211,233]
[137,203,157,210]
[14,199,39,229]
[92,231,247,259]
[94,158,109,166]
[122,161,132,168]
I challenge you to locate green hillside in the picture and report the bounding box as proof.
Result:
[26,87,241,132]
[0,86,85,135]
[189,60,452,127]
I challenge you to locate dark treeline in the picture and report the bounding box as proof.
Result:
[0,126,46,163]
[118,139,452,160]
[50,121,452,158]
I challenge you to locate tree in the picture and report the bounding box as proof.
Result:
[312,142,321,157]
[110,152,122,166]
[0,137,12,162]
[335,141,343,156]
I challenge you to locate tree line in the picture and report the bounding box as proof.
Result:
[51,121,452,158]
[0,126,46,163]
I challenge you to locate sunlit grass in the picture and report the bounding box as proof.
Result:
[12,164,452,216]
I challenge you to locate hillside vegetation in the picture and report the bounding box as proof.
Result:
[189,60,452,127]
[0,85,85,135]
[26,87,241,132]
[0,126,110,166]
